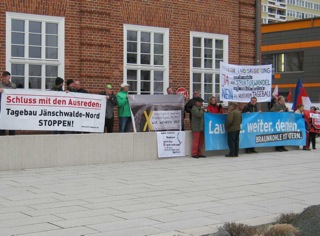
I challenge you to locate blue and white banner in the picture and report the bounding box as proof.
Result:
[204,112,306,151]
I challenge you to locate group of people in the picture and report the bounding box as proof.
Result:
[188,91,319,159]
[0,72,132,134]
[187,92,242,159]
[1,71,319,157]
[50,77,132,133]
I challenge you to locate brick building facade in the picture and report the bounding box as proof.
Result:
[0,0,258,130]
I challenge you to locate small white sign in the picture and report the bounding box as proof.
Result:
[157,131,185,158]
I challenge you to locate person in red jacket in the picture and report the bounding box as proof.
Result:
[309,106,319,149]
[206,96,223,114]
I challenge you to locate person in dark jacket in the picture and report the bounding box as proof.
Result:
[225,102,242,157]
[270,96,289,152]
[51,77,64,91]
[0,71,16,135]
[185,90,200,121]
[242,96,260,154]
[74,80,88,93]
[100,84,118,133]
[191,97,206,158]
[51,77,65,134]
[66,79,77,92]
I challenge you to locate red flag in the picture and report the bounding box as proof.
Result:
[292,79,312,111]
[287,89,292,102]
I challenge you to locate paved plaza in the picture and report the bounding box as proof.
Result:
[0,144,319,236]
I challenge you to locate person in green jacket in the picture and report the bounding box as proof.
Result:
[191,97,206,158]
[225,102,242,157]
[117,83,131,132]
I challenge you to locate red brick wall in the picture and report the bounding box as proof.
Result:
[0,0,257,131]
[1,0,257,90]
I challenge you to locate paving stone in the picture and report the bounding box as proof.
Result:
[0,147,319,235]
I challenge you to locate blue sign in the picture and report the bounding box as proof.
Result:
[204,112,306,151]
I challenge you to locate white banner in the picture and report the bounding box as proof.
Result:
[0,89,106,132]
[310,113,320,119]
[128,95,184,132]
[150,110,181,131]
[219,62,272,102]
[156,131,185,158]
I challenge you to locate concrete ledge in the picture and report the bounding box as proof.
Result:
[0,132,193,171]
[0,131,299,171]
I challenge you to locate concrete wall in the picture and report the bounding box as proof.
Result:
[0,131,294,171]
[0,132,193,171]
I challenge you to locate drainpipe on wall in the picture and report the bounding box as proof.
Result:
[255,0,261,65]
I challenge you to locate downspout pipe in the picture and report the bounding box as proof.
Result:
[255,0,261,65]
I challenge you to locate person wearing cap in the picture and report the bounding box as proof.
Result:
[51,77,64,91]
[191,96,206,158]
[100,84,117,133]
[225,102,242,157]
[0,71,16,136]
[117,82,131,132]
[74,80,88,93]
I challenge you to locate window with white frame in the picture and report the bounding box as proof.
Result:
[124,24,169,95]
[262,5,267,12]
[6,12,64,90]
[190,32,228,103]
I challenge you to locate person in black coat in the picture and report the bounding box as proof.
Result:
[184,90,200,121]
[242,96,260,154]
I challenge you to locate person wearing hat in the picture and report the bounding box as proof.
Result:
[117,82,131,132]
[100,84,117,133]
[191,96,206,158]
[51,77,64,91]
[225,102,242,157]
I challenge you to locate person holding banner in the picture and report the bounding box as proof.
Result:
[206,96,223,114]
[100,84,118,133]
[225,102,242,157]
[166,87,175,95]
[51,77,64,91]
[66,79,77,92]
[270,96,289,152]
[295,104,310,151]
[185,90,200,121]
[309,106,318,150]
[0,71,16,135]
[117,83,131,132]
[74,80,88,93]
[191,97,206,158]
[242,96,260,154]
